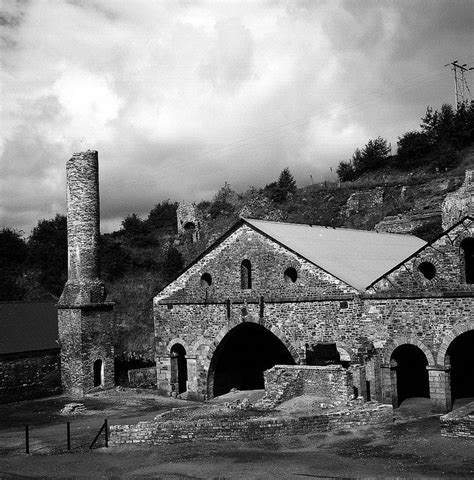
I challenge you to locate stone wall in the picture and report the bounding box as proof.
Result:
[110,404,392,445]
[440,401,474,438]
[0,349,61,403]
[128,367,157,387]
[342,187,384,217]
[260,365,353,408]
[442,170,474,230]
[177,202,202,240]
[375,210,441,235]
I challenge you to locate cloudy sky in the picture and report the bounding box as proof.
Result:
[1,0,473,234]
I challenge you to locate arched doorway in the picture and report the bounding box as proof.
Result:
[93,359,103,387]
[170,344,187,394]
[447,330,474,405]
[392,344,429,406]
[209,323,295,398]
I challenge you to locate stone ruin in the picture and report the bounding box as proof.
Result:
[442,170,474,230]
[177,202,202,242]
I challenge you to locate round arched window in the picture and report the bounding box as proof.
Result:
[284,267,298,283]
[200,273,212,287]
[418,261,436,280]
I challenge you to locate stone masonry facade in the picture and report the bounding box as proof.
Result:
[155,189,474,412]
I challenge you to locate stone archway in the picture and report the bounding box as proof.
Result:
[207,323,298,399]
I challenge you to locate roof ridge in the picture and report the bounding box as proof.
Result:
[244,218,423,239]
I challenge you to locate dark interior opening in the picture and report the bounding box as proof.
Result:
[461,238,474,284]
[306,342,341,366]
[448,330,474,403]
[183,222,196,231]
[93,359,103,387]
[284,267,298,283]
[170,344,187,394]
[211,323,295,397]
[366,381,371,401]
[418,261,436,280]
[392,344,429,406]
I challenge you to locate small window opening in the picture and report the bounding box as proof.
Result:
[284,267,298,283]
[93,359,103,387]
[241,259,252,289]
[353,386,359,399]
[366,381,371,401]
[200,273,212,287]
[340,301,348,309]
[418,261,436,280]
[183,221,195,231]
[461,238,474,284]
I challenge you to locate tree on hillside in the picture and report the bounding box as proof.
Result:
[0,228,27,300]
[147,200,178,232]
[209,182,235,218]
[264,167,297,203]
[396,131,432,167]
[162,246,184,281]
[28,214,67,297]
[336,160,357,182]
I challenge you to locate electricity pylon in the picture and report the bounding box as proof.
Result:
[445,60,473,110]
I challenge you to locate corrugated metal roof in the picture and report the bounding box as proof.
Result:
[245,219,426,290]
[0,302,58,355]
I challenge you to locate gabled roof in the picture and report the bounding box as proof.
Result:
[244,219,426,290]
[0,302,58,355]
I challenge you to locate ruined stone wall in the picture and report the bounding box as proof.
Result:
[342,187,384,217]
[177,202,202,238]
[375,210,441,235]
[0,349,61,403]
[441,401,474,438]
[262,365,353,406]
[110,403,392,445]
[442,170,474,230]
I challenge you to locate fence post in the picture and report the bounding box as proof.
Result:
[67,422,71,451]
[104,419,108,448]
[25,425,29,454]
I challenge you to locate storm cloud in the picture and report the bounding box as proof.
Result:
[1,0,473,233]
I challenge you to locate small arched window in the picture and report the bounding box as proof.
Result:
[200,273,212,287]
[284,267,298,283]
[418,261,436,280]
[241,259,252,289]
[460,237,474,284]
[93,359,103,387]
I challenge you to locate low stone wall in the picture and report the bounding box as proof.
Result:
[0,349,61,403]
[128,367,157,388]
[440,402,474,438]
[258,365,353,409]
[110,403,392,445]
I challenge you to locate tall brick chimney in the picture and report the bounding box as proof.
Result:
[58,150,114,396]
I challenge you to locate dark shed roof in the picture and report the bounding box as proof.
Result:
[0,302,59,355]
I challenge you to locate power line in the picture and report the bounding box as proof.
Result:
[444,60,474,109]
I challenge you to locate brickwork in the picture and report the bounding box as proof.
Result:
[177,202,202,240]
[442,170,474,230]
[110,403,392,445]
[58,150,114,396]
[0,350,61,403]
[440,401,474,438]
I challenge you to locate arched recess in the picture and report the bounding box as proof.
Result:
[207,323,297,398]
[436,321,474,366]
[439,324,474,405]
[391,344,430,406]
[170,343,187,394]
[93,359,104,387]
[384,337,435,366]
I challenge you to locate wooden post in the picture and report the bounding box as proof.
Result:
[25,425,29,454]
[67,422,71,451]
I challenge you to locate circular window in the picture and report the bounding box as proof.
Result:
[418,261,436,280]
[200,273,212,287]
[284,267,298,283]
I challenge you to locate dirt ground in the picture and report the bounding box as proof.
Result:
[0,389,473,479]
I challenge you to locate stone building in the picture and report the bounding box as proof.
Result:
[0,301,61,403]
[177,202,202,242]
[154,174,474,412]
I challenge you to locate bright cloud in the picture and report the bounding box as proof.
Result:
[1,0,473,233]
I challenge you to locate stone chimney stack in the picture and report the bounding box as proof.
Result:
[442,170,474,230]
[59,150,106,306]
[58,150,114,396]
